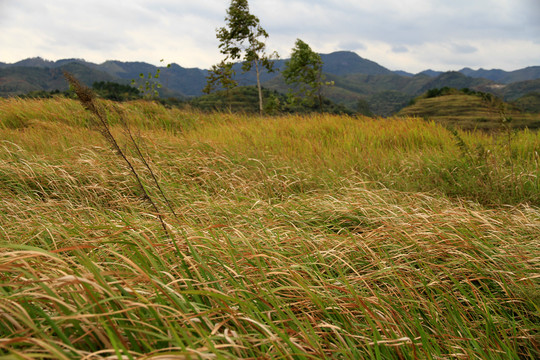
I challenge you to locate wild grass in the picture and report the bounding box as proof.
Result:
[0,97,539,359]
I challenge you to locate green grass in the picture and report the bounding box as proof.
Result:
[0,98,539,359]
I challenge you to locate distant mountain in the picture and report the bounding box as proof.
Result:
[13,57,90,68]
[496,79,540,101]
[0,58,194,98]
[1,52,539,116]
[507,67,540,83]
[226,51,394,87]
[459,66,540,84]
[459,68,508,83]
[417,71,494,94]
[0,63,116,96]
[418,69,444,78]
[12,57,58,68]
[94,61,207,97]
[266,70,496,116]
[263,69,497,116]
[393,70,414,77]
[319,51,393,76]
[413,66,540,84]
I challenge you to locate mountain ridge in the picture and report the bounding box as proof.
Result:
[1,52,539,116]
[4,53,539,83]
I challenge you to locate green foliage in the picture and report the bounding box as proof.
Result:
[423,87,494,100]
[203,61,238,111]
[283,96,354,115]
[92,81,141,101]
[131,59,171,99]
[425,86,457,98]
[282,39,325,110]
[356,98,373,116]
[203,61,237,95]
[193,86,271,113]
[191,86,354,115]
[212,0,278,115]
[263,93,281,115]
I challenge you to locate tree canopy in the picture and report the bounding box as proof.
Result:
[207,0,277,115]
[282,39,325,110]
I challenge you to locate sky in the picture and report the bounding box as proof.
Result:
[1,0,539,73]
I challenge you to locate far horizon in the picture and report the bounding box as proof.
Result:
[3,51,539,75]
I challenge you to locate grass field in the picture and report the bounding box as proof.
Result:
[0,97,539,359]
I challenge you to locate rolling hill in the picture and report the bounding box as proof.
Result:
[397,91,539,130]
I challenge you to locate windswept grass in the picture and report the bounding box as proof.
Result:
[0,98,539,359]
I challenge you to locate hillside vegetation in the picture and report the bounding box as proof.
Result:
[190,86,355,115]
[0,98,539,359]
[398,89,540,130]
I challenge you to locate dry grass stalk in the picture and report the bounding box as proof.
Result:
[63,72,170,234]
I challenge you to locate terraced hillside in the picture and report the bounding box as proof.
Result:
[398,93,540,129]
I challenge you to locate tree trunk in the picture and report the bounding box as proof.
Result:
[255,59,263,116]
[317,73,324,112]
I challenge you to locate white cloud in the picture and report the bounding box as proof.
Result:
[0,0,539,72]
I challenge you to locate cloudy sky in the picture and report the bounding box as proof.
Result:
[1,0,539,73]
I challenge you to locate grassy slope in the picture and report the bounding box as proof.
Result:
[398,94,540,130]
[514,92,540,113]
[0,98,539,359]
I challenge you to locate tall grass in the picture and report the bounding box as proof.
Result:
[177,110,539,206]
[0,97,538,359]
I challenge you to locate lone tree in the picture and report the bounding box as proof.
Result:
[282,39,326,111]
[208,0,277,115]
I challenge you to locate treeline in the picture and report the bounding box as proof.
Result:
[20,81,356,115]
[423,86,500,103]
[407,87,506,108]
[92,81,141,101]
[21,81,142,101]
[190,86,355,115]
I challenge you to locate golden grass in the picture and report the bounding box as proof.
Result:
[0,97,539,359]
